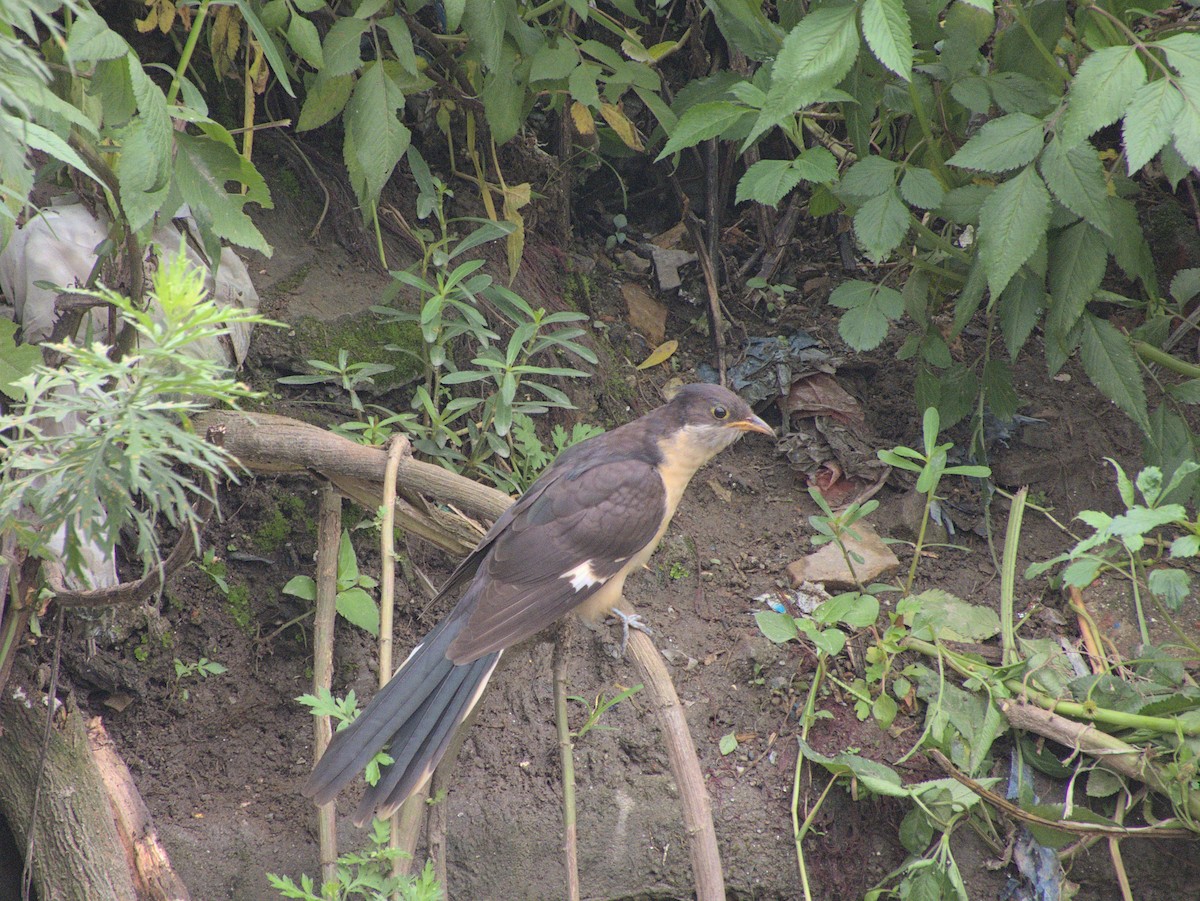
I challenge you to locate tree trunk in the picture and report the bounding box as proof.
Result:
[0,678,138,901]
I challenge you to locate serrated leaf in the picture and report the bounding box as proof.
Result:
[1148,567,1189,611]
[983,358,1019,420]
[853,187,910,262]
[745,3,860,148]
[1123,79,1183,174]
[736,159,805,206]
[937,183,992,225]
[862,0,913,79]
[1170,78,1200,169]
[286,14,323,68]
[1047,221,1108,332]
[1171,268,1200,304]
[1078,313,1149,432]
[1036,137,1108,236]
[792,146,838,183]
[1104,197,1156,291]
[998,269,1045,359]
[899,167,944,209]
[530,43,578,82]
[379,15,418,73]
[829,279,905,350]
[67,11,129,62]
[344,61,410,207]
[947,112,1046,173]
[978,165,1051,297]
[1154,33,1200,81]
[568,61,601,109]
[462,0,507,71]
[907,589,1000,641]
[839,156,898,201]
[322,17,369,77]
[1061,45,1146,146]
[1170,534,1200,558]
[297,71,353,131]
[656,101,750,159]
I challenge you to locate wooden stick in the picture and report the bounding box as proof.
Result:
[313,486,342,885]
[87,718,191,900]
[625,626,726,900]
[1067,586,1105,675]
[553,623,581,901]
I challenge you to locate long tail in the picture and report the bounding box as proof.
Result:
[303,614,501,826]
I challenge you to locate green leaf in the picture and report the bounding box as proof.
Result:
[1148,567,1189,611]
[703,0,784,61]
[462,0,508,71]
[66,11,129,62]
[792,146,838,183]
[735,159,804,207]
[817,592,880,628]
[936,184,992,225]
[1123,79,1184,174]
[286,14,323,69]
[479,43,528,144]
[998,269,1045,359]
[336,587,380,635]
[853,187,910,262]
[1085,768,1122,799]
[947,112,1046,173]
[174,132,272,256]
[322,17,370,77]
[1060,45,1146,146]
[861,0,913,79]
[0,319,41,401]
[905,589,1000,641]
[656,101,750,159]
[746,3,860,148]
[983,358,1019,420]
[1170,78,1200,169]
[839,156,898,201]
[282,575,317,601]
[379,15,418,73]
[297,71,353,132]
[978,165,1051,297]
[1170,534,1200,558]
[530,43,578,82]
[1039,136,1114,236]
[718,732,739,755]
[1168,379,1200,405]
[1154,33,1200,81]
[568,61,601,109]
[344,61,410,207]
[872,693,898,728]
[754,610,799,643]
[231,0,295,96]
[1078,313,1150,432]
[899,167,944,209]
[829,279,905,350]
[1047,221,1108,333]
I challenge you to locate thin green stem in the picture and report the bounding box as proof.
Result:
[1133,341,1200,379]
[902,636,1200,735]
[166,0,212,107]
[1128,552,1152,647]
[906,81,951,185]
[793,656,827,901]
[904,490,934,595]
[999,488,1027,666]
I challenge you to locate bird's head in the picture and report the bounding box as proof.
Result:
[663,383,774,463]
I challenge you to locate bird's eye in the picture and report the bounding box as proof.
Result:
[712,405,728,420]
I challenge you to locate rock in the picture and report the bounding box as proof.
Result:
[615,249,651,274]
[648,245,697,291]
[620,282,668,346]
[786,521,899,589]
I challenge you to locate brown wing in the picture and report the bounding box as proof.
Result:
[445,458,665,662]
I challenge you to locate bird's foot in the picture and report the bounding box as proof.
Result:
[606,609,653,658]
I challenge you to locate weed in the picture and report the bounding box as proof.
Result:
[283,531,380,636]
[668,562,690,581]
[568,684,642,740]
[269,819,441,901]
[226,585,252,633]
[172,657,227,703]
[277,349,394,413]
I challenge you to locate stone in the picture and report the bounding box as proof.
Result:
[620,282,668,346]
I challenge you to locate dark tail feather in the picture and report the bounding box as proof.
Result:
[303,615,500,825]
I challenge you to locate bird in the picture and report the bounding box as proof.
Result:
[304,383,773,825]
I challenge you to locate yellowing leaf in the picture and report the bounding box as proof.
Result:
[599,101,644,150]
[502,183,530,284]
[135,7,158,32]
[570,100,595,136]
[636,339,678,370]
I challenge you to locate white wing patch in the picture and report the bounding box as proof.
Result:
[561,559,608,592]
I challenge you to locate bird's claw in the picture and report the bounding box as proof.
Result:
[607,609,653,658]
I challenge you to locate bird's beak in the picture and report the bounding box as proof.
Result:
[729,413,774,437]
